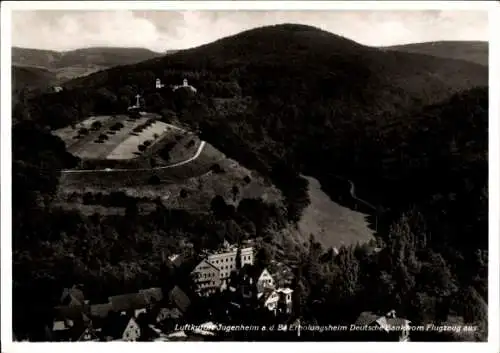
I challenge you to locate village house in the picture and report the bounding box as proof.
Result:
[168,253,185,268]
[167,285,192,315]
[51,305,94,341]
[354,310,411,342]
[255,268,275,293]
[101,313,141,341]
[108,292,151,318]
[191,241,255,293]
[60,284,86,306]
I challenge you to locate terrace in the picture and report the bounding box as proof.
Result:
[106,120,170,160]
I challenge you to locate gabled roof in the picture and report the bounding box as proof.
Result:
[90,303,113,319]
[53,305,90,323]
[192,258,220,273]
[168,286,191,313]
[169,254,184,267]
[259,287,276,304]
[355,311,410,331]
[139,287,164,304]
[103,315,136,339]
[108,292,149,313]
[376,317,411,332]
[60,286,85,306]
[76,326,100,341]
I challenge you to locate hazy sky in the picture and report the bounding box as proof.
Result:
[11,10,488,52]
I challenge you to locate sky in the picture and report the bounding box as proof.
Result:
[11,10,488,52]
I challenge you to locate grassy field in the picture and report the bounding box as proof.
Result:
[297,176,375,250]
[53,115,105,145]
[57,143,282,214]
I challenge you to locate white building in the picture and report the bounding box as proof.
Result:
[156,78,165,89]
[256,269,275,293]
[191,259,221,296]
[260,288,293,315]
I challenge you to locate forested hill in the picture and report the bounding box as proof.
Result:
[12,46,163,70]
[385,41,488,67]
[12,46,164,98]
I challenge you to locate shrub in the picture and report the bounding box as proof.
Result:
[210,164,224,174]
[138,145,147,152]
[148,175,161,185]
[91,121,102,131]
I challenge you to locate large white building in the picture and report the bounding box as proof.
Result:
[191,244,255,295]
[205,246,254,284]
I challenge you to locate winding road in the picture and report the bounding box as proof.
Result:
[61,140,206,174]
[347,179,378,211]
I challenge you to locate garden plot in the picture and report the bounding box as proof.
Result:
[53,116,104,146]
[106,121,169,160]
[78,118,148,160]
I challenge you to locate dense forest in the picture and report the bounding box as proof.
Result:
[12,24,488,341]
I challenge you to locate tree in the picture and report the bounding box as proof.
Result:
[235,246,242,270]
[231,185,239,202]
[91,121,103,131]
[125,198,138,218]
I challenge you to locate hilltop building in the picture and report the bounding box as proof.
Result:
[172,78,197,93]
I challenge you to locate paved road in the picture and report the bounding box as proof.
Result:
[61,140,206,174]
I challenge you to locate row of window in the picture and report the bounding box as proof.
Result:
[210,255,253,265]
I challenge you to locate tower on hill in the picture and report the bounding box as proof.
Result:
[156,78,164,89]
[172,78,197,93]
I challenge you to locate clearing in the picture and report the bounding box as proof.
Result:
[297,176,375,250]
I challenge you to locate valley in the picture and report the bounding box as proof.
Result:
[11,23,488,343]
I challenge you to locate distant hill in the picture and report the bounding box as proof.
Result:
[12,46,163,94]
[12,46,163,70]
[384,41,488,66]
